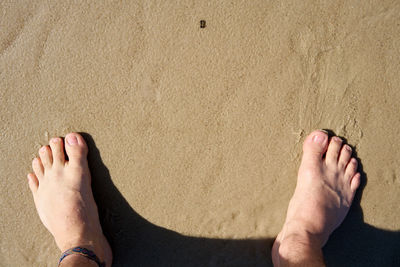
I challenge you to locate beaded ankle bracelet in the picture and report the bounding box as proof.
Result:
[58,247,105,267]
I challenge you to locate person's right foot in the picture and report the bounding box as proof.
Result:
[27,133,112,267]
[272,130,361,266]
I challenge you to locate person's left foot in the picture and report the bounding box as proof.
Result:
[272,130,360,266]
[27,133,112,266]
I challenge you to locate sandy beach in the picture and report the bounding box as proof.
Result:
[1,1,399,266]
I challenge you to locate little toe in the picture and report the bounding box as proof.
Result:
[345,158,358,180]
[49,137,65,165]
[32,157,44,179]
[39,145,53,169]
[338,145,352,169]
[350,172,361,192]
[65,133,88,165]
[326,136,343,166]
[302,130,329,162]
[27,173,39,194]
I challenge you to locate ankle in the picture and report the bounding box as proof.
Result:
[279,231,321,253]
[280,220,327,248]
[273,223,325,267]
[58,245,109,267]
[57,237,98,254]
[57,237,108,265]
[59,254,98,267]
[276,237,325,267]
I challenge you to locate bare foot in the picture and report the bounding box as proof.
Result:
[27,133,112,267]
[272,130,361,266]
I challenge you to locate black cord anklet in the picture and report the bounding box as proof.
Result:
[59,247,105,267]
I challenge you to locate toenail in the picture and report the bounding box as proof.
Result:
[40,146,47,153]
[345,145,352,151]
[51,138,59,143]
[313,134,326,144]
[66,135,78,145]
[333,136,341,142]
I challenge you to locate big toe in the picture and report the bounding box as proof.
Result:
[302,130,329,161]
[65,133,88,165]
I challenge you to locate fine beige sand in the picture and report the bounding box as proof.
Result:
[1,1,399,266]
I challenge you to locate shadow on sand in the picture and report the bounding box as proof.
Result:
[81,132,399,267]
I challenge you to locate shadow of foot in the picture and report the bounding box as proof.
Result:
[81,133,273,267]
[81,132,399,267]
[321,130,400,267]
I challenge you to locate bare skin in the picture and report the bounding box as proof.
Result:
[27,130,359,266]
[27,133,112,267]
[272,130,361,266]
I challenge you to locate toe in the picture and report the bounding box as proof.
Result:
[326,136,343,166]
[39,145,53,169]
[338,144,352,169]
[345,158,358,180]
[65,133,88,165]
[50,137,65,165]
[350,172,361,192]
[32,157,44,179]
[27,173,39,194]
[302,130,329,162]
